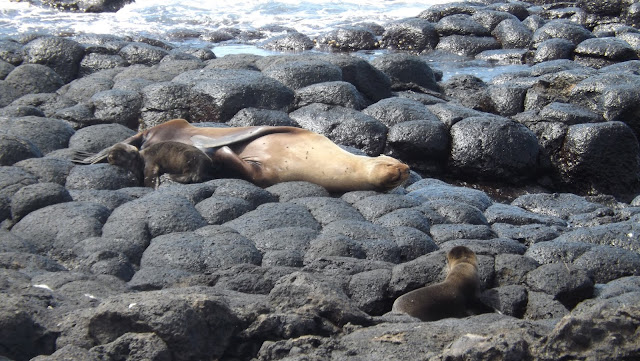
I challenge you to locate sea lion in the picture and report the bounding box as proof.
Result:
[79,119,410,192]
[392,246,491,321]
[107,141,215,189]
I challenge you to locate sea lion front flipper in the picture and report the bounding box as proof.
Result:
[190,126,296,149]
[212,146,262,182]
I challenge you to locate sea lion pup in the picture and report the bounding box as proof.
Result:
[79,119,410,192]
[392,246,491,321]
[107,141,215,189]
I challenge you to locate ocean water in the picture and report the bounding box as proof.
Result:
[0,0,529,80]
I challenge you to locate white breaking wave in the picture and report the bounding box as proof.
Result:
[0,0,452,42]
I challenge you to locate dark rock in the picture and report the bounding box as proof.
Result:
[492,18,533,48]
[436,35,501,56]
[0,58,15,79]
[4,64,65,97]
[348,268,392,315]
[526,263,594,309]
[574,37,639,68]
[424,200,488,225]
[554,221,639,252]
[304,234,365,260]
[118,42,169,66]
[291,197,366,226]
[58,72,115,103]
[426,102,484,128]
[374,208,431,234]
[79,53,128,76]
[90,89,142,129]
[484,203,567,226]
[472,9,520,31]
[56,289,241,361]
[0,116,75,154]
[325,55,392,102]
[481,284,528,317]
[448,115,540,182]
[525,240,593,265]
[0,38,24,65]
[173,69,294,122]
[523,291,569,320]
[0,293,58,360]
[512,192,605,220]
[102,193,207,244]
[68,123,135,153]
[65,163,139,190]
[353,194,419,220]
[407,178,493,211]
[10,182,71,221]
[262,59,342,90]
[381,18,439,52]
[11,201,110,260]
[363,97,439,127]
[444,74,496,112]
[370,53,439,92]
[294,81,367,110]
[487,83,528,116]
[140,226,261,273]
[533,38,576,63]
[439,238,527,256]
[195,195,254,225]
[0,134,41,166]
[139,81,215,128]
[557,121,640,201]
[251,226,317,254]
[269,271,372,326]
[316,27,378,51]
[0,80,20,107]
[492,223,564,245]
[261,32,314,52]
[594,276,640,299]
[204,54,260,71]
[68,189,135,211]
[22,36,85,82]
[265,181,329,202]
[9,92,78,117]
[113,64,173,83]
[532,20,594,47]
[435,14,491,36]
[14,157,74,185]
[212,178,277,208]
[385,119,450,172]
[574,245,640,283]
[494,253,540,286]
[227,107,298,127]
[540,101,603,125]
[289,103,387,155]
[225,202,320,238]
[389,251,447,295]
[533,292,640,361]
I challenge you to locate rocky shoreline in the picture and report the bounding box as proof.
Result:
[1,0,640,360]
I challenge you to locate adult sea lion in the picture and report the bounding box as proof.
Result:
[392,246,491,321]
[79,119,410,192]
[107,141,215,189]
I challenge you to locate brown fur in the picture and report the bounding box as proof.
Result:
[392,246,488,321]
[85,119,409,192]
[108,141,214,189]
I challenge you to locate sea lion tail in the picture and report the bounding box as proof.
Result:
[71,148,111,164]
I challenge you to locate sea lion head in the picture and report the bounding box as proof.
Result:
[107,143,144,172]
[446,246,477,269]
[367,155,410,191]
